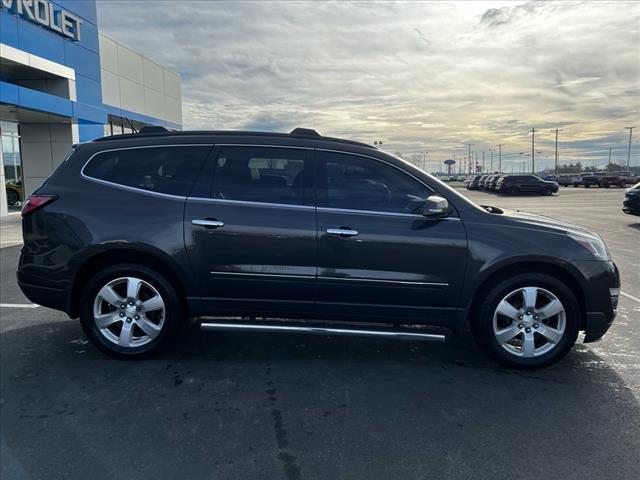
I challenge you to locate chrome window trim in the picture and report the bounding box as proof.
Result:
[79,143,457,219]
[80,144,214,201]
[317,206,462,220]
[190,197,316,211]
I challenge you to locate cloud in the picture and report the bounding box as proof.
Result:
[96,0,640,170]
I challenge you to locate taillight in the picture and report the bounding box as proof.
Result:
[21,195,57,216]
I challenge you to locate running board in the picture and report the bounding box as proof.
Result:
[200,322,446,342]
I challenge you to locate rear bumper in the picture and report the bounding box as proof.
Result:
[18,281,68,312]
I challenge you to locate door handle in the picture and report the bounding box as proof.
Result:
[192,219,224,228]
[327,228,359,237]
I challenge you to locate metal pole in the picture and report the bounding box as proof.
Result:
[490,149,493,172]
[531,128,536,174]
[554,128,559,176]
[482,151,485,173]
[625,127,635,173]
[497,144,503,173]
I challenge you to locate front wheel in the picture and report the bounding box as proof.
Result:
[472,273,580,368]
[80,264,182,358]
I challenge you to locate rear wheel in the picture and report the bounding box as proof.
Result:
[472,273,580,368]
[80,264,182,358]
[6,189,18,205]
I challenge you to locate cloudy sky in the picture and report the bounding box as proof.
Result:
[97,0,639,172]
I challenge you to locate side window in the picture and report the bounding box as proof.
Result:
[211,146,313,206]
[318,151,431,214]
[83,146,211,196]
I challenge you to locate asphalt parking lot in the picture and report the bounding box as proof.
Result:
[1,187,639,480]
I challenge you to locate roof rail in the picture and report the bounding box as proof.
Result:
[290,127,320,137]
[92,126,376,149]
[138,126,175,135]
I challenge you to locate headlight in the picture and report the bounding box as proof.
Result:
[569,233,610,260]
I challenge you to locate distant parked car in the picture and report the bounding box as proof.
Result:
[600,173,627,188]
[5,180,23,205]
[616,171,640,186]
[582,173,602,188]
[571,175,583,187]
[623,182,640,216]
[466,176,482,190]
[497,175,559,195]
[557,175,573,187]
[478,175,490,190]
[486,174,503,192]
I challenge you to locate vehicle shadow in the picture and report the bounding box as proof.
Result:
[2,319,639,480]
[628,222,640,231]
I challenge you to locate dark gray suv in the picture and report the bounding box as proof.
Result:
[18,127,620,368]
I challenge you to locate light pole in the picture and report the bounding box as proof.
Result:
[497,144,504,173]
[625,127,635,173]
[467,143,474,175]
[489,149,494,172]
[553,128,562,176]
[531,128,536,174]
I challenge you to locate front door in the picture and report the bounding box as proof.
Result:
[184,145,317,317]
[315,150,467,326]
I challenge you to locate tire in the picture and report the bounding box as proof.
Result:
[6,189,18,206]
[471,273,580,369]
[79,264,183,359]
[543,187,553,196]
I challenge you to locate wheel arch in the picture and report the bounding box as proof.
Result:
[465,259,588,332]
[67,245,191,319]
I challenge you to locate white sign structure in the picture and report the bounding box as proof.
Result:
[1,0,82,41]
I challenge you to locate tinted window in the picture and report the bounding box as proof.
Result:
[211,146,313,206]
[318,151,431,214]
[84,146,211,196]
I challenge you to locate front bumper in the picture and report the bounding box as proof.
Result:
[577,260,620,343]
[623,196,640,216]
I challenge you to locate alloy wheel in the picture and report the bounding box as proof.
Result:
[92,276,165,348]
[492,286,566,358]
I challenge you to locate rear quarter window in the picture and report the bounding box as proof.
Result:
[83,146,211,196]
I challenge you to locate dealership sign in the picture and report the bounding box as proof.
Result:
[1,0,82,41]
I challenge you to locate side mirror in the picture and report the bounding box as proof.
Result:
[422,195,449,217]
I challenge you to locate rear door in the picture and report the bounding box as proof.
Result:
[314,149,467,325]
[184,145,317,316]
